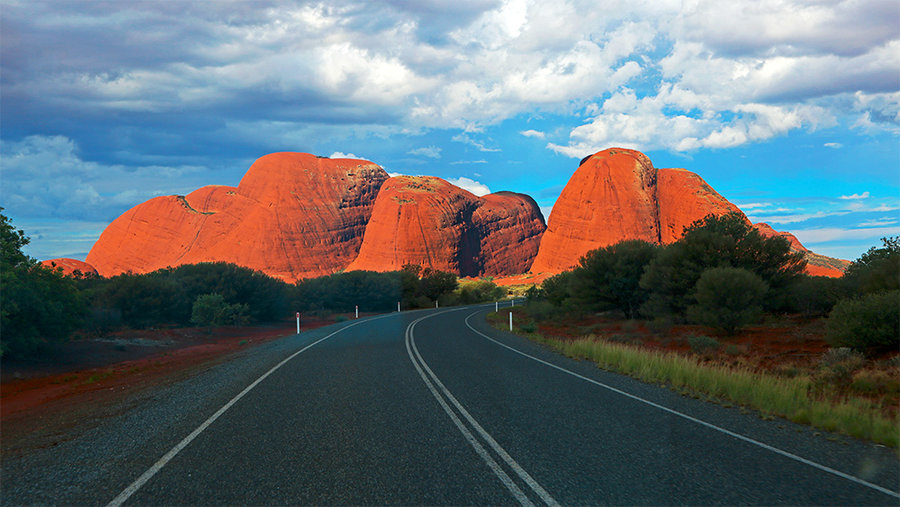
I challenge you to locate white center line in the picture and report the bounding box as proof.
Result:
[406,308,559,507]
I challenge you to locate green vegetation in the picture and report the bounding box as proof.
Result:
[640,212,806,317]
[826,291,900,352]
[82,262,290,329]
[570,240,660,318]
[687,334,721,354]
[456,279,506,305]
[825,237,900,353]
[1,209,86,358]
[191,293,250,331]
[292,265,497,313]
[294,270,403,313]
[842,236,900,294]
[687,267,768,335]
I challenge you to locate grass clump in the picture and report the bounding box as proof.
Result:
[687,334,720,354]
[560,337,897,447]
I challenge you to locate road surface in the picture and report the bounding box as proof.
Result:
[2,304,898,505]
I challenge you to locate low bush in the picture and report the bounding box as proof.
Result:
[523,300,558,322]
[784,275,846,316]
[826,290,900,353]
[646,316,673,335]
[687,334,720,354]
[190,293,249,331]
[687,267,768,335]
[814,347,866,390]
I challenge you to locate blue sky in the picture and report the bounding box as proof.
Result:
[2,0,898,263]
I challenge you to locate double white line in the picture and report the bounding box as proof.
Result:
[405,309,559,507]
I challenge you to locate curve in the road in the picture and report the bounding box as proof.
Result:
[405,307,560,507]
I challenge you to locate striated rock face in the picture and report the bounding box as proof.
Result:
[530,148,659,274]
[531,148,848,277]
[472,191,546,276]
[40,258,98,277]
[347,176,478,274]
[85,195,215,277]
[657,168,743,243]
[87,153,388,281]
[347,177,545,276]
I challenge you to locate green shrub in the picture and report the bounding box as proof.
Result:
[819,347,866,369]
[784,275,847,316]
[687,334,721,354]
[646,316,673,335]
[814,347,867,391]
[524,284,544,303]
[640,212,805,317]
[826,290,900,352]
[457,279,505,304]
[541,271,574,307]
[842,237,899,295]
[686,267,768,335]
[570,240,660,318]
[1,210,86,357]
[190,293,249,331]
[523,300,558,322]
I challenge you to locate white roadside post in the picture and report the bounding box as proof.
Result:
[509,310,513,331]
[355,305,359,319]
[511,298,515,307]
[296,312,300,334]
[397,301,401,312]
[495,301,498,312]
[435,300,439,309]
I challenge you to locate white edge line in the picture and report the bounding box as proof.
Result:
[464,311,900,500]
[107,313,396,507]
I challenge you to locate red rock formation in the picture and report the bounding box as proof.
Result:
[472,191,545,276]
[40,258,98,277]
[85,195,215,276]
[346,177,545,276]
[531,147,848,277]
[87,153,388,281]
[85,147,846,281]
[346,176,476,273]
[657,168,743,243]
[530,148,659,273]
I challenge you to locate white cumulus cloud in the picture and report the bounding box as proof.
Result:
[446,177,491,196]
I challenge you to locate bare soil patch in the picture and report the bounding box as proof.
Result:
[0,316,339,448]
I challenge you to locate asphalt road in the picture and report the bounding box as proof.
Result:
[2,304,898,505]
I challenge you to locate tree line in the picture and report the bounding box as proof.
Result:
[528,212,898,352]
[1,210,505,358]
